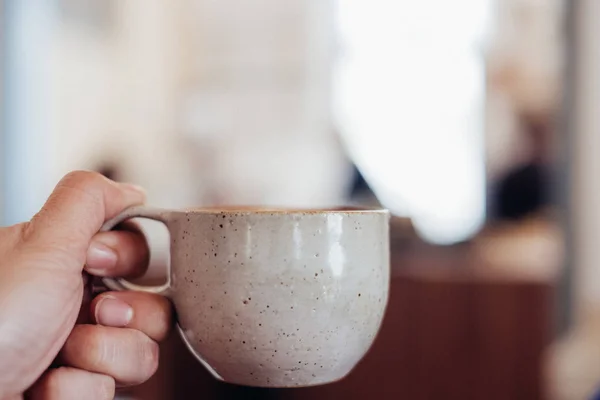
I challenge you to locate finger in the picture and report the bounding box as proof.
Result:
[91,291,173,342]
[59,325,159,386]
[24,170,146,270]
[85,223,150,278]
[27,367,114,400]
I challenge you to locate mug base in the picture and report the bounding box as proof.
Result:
[177,325,353,388]
[212,371,352,389]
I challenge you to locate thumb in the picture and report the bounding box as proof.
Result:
[23,170,146,270]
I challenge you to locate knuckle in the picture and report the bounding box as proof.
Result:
[59,171,107,203]
[42,367,115,400]
[24,171,109,247]
[44,368,66,394]
[68,326,159,384]
[61,170,105,189]
[132,330,160,380]
[75,325,110,369]
[97,374,116,400]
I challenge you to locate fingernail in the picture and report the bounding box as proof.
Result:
[87,240,118,272]
[95,296,133,327]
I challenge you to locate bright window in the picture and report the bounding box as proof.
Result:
[333,0,492,244]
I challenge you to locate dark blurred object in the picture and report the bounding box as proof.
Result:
[347,165,380,207]
[492,114,554,221]
[96,163,121,182]
[348,165,371,198]
[494,163,550,220]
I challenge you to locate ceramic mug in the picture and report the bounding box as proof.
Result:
[101,206,390,387]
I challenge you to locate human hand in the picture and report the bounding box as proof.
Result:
[0,171,173,400]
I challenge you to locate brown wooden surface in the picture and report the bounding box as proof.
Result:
[129,243,555,400]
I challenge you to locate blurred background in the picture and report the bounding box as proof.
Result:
[0,0,597,398]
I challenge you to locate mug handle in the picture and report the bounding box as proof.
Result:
[101,206,226,380]
[100,205,172,297]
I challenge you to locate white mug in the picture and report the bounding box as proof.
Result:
[102,206,390,387]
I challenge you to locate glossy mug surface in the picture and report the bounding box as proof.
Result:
[102,206,390,387]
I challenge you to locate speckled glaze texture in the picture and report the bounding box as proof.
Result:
[102,207,390,388]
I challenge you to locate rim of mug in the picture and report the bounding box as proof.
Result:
[179,206,389,214]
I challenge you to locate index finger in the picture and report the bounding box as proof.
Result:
[86,221,150,279]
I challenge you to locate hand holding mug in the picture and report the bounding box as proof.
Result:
[0,171,174,400]
[0,170,390,400]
